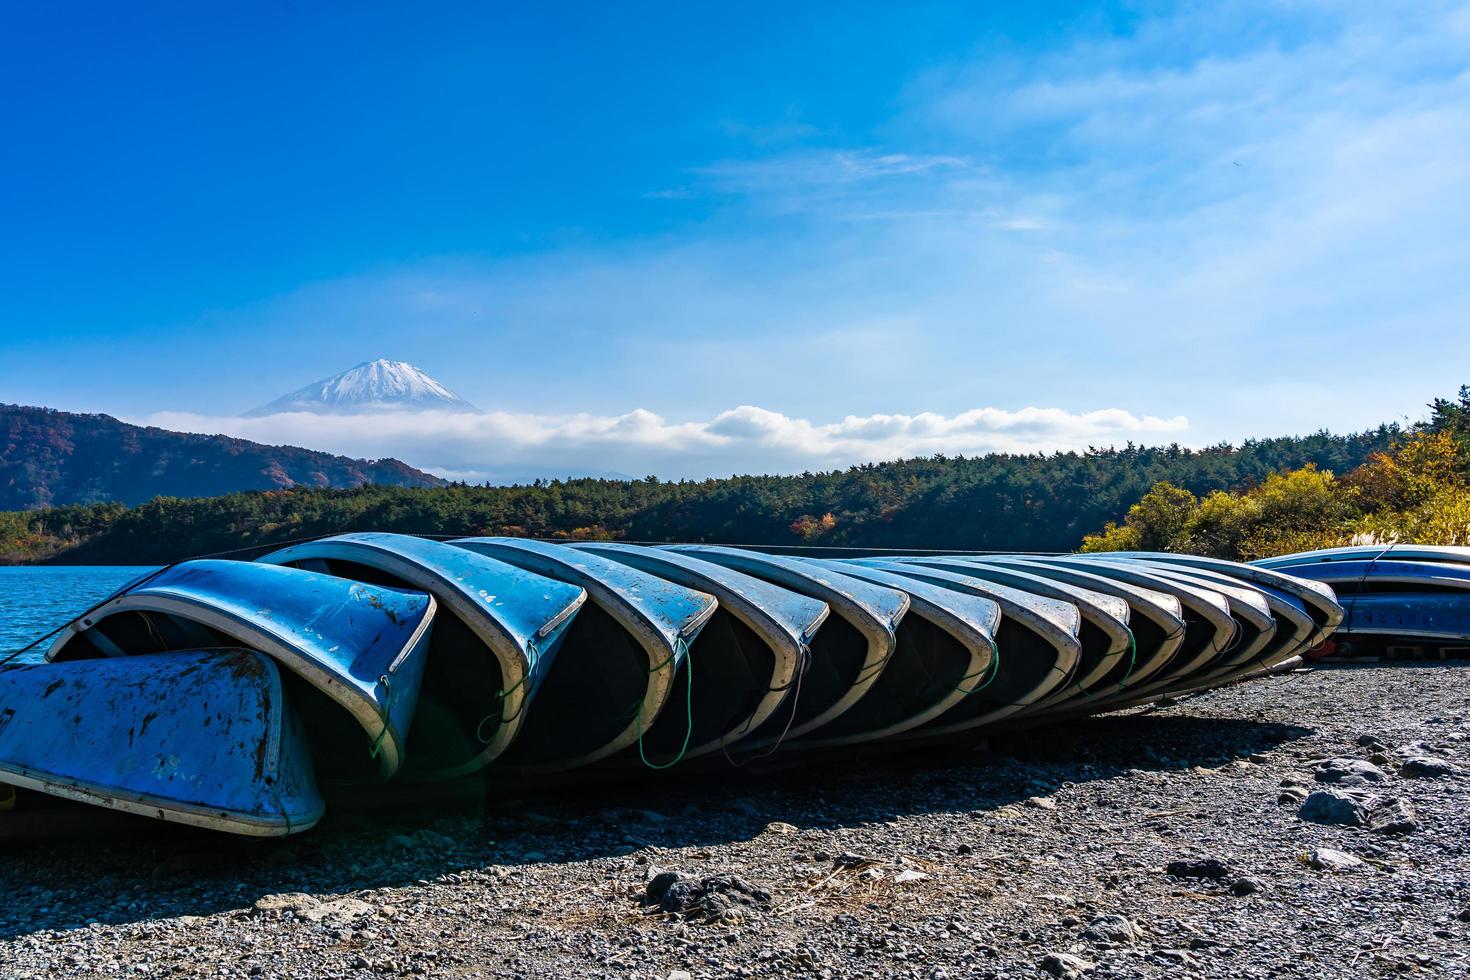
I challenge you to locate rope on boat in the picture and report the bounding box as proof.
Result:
[953,640,1001,696]
[719,639,812,767]
[630,636,695,770]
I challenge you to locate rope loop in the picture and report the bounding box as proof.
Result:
[632,635,695,770]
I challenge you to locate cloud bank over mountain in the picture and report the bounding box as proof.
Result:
[145,403,1189,484]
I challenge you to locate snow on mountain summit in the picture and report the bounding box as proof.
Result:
[246,359,480,415]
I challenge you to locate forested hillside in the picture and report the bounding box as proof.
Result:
[0,403,444,511]
[0,419,1400,564]
[1082,386,1470,558]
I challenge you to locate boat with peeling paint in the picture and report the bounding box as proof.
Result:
[569,542,826,756]
[0,649,323,836]
[448,538,718,769]
[794,558,998,745]
[661,546,908,744]
[46,560,435,782]
[840,558,1082,732]
[258,532,587,779]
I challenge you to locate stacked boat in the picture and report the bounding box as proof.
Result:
[1254,545,1470,659]
[0,535,1345,836]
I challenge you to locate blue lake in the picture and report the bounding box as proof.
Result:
[0,567,158,663]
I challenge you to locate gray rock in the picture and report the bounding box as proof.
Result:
[1401,756,1458,778]
[1082,913,1139,943]
[645,871,683,903]
[1304,847,1364,872]
[1314,758,1388,785]
[1298,789,1370,826]
[1370,797,1420,835]
[1229,876,1262,896]
[1040,952,1096,978]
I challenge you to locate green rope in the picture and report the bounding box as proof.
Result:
[1073,627,1138,698]
[1112,629,1138,693]
[631,636,695,770]
[476,637,540,744]
[954,641,1001,696]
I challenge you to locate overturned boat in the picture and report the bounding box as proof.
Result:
[448,538,720,769]
[259,532,588,780]
[793,558,998,745]
[46,560,435,782]
[889,556,1134,707]
[841,558,1083,732]
[0,649,323,836]
[661,546,908,744]
[570,542,825,756]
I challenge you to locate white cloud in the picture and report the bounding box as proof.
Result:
[142,404,1189,484]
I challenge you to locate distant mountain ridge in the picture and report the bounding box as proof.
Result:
[247,359,479,415]
[0,403,446,511]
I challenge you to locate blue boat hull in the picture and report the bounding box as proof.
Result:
[0,649,323,836]
[46,560,436,782]
[260,533,588,779]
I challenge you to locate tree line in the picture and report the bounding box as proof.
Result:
[1,410,1418,565]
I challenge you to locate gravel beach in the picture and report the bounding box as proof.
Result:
[3,660,1466,979]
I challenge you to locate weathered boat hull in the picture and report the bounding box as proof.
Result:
[45,560,435,782]
[842,559,1083,732]
[570,542,826,757]
[0,650,323,836]
[259,532,588,779]
[663,546,908,743]
[449,538,717,770]
[793,559,998,745]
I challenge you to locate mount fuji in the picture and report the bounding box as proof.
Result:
[246,359,480,416]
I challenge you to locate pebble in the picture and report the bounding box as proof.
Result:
[1082,913,1139,943]
[1370,797,1421,835]
[2,661,1464,980]
[1303,847,1365,872]
[1163,857,1232,880]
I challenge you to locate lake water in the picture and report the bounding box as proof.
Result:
[0,566,158,663]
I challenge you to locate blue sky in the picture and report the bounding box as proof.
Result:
[3,2,1469,480]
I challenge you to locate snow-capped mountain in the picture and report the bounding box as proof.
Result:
[246,359,480,416]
